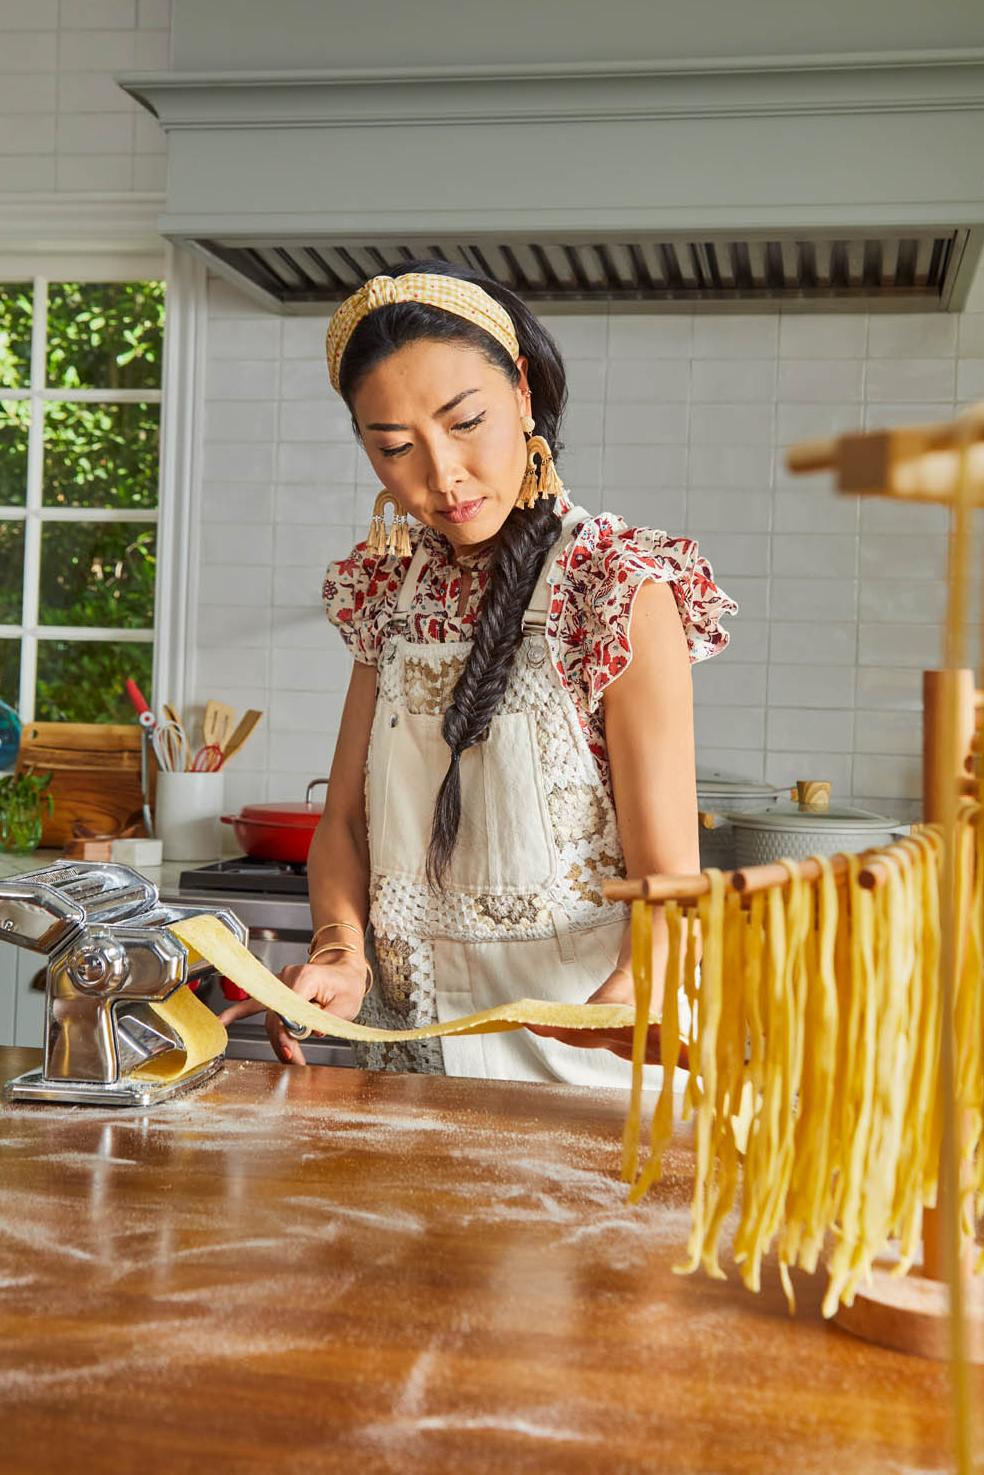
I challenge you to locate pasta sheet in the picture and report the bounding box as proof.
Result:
[169,914,653,1043]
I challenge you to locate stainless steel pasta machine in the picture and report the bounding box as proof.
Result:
[0,859,245,1108]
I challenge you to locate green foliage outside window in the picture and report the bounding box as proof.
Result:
[0,281,164,724]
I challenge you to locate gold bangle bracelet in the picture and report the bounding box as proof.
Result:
[310,920,364,949]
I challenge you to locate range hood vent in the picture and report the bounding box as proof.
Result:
[119,56,984,314]
[198,230,969,310]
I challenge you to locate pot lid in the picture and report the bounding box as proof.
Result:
[724,799,898,832]
[696,768,786,801]
[236,800,323,827]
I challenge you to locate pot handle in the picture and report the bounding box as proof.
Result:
[305,778,330,806]
[219,813,297,830]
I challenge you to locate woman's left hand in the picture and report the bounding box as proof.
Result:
[527,966,684,1066]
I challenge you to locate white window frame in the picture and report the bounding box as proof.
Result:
[0,244,205,724]
[1,274,161,722]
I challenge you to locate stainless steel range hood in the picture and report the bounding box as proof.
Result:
[120,53,984,314]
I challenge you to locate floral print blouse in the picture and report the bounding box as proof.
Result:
[322,494,737,796]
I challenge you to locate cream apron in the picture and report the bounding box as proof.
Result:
[356,504,654,1088]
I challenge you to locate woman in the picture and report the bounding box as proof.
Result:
[222,262,735,1082]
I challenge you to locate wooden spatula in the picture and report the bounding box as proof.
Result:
[220,709,263,764]
[203,700,236,753]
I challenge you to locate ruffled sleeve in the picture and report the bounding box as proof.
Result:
[544,513,738,715]
[322,538,414,667]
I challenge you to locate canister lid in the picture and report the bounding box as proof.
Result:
[724,800,899,832]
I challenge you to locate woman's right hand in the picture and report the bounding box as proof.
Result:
[217,956,368,1066]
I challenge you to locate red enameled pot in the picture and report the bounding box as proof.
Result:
[221,779,328,863]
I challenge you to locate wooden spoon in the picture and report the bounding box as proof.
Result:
[203,700,236,753]
[220,709,263,764]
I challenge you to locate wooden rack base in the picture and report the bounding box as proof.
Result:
[834,1267,984,1363]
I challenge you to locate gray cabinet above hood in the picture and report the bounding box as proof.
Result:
[119,51,984,313]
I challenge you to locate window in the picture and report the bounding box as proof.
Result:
[0,278,164,724]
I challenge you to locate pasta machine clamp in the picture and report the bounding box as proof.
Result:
[0,859,247,1108]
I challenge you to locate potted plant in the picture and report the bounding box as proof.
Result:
[0,769,54,854]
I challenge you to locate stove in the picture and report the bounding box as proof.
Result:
[161,856,355,1070]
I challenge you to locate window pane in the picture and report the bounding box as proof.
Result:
[43,401,160,509]
[0,521,24,623]
[46,281,165,391]
[36,639,152,724]
[39,522,156,629]
[0,401,29,507]
[0,639,20,711]
[0,283,32,391]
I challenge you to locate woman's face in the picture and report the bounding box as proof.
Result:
[350,340,532,559]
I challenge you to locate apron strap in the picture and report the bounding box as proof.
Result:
[521,503,592,633]
[393,535,431,615]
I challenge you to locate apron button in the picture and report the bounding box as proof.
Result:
[527,643,547,667]
[390,714,400,727]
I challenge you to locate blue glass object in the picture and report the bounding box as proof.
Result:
[0,699,21,773]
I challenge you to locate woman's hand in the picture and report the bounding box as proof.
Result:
[217,956,368,1066]
[527,965,685,1067]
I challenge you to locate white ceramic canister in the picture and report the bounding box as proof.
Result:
[154,771,225,861]
[696,769,788,870]
[725,781,905,868]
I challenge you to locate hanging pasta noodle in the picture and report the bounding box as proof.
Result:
[621,899,654,1185]
[628,899,682,1203]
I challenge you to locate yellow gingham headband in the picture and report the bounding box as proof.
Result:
[325,272,520,392]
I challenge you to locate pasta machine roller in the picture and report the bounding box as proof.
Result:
[0,859,246,1108]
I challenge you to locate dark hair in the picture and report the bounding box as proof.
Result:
[337,259,568,889]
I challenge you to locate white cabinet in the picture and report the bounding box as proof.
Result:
[0,945,46,1049]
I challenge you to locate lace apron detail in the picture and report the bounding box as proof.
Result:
[355,505,635,1083]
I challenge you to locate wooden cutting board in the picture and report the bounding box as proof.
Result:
[16,722,156,847]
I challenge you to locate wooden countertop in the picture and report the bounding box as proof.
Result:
[0,1047,974,1474]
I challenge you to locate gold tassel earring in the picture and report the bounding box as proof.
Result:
[366,491,411,558]
[516,419,564,510]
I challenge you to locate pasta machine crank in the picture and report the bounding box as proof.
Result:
[0,859,246,1108]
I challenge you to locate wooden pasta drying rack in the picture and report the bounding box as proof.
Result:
[605,404,984,1366]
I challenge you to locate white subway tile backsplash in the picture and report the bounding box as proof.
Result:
[719,619,768,663]
[694,704,765,749]
[202,482,274,525]
[0,0,57,26]
[268,689,339,731]
[205,358,279,402]
[772,533,856,578]
[777,359,864,403]
[865,358,955,403]
[858,622,943,668]
[275,484,355,526]
[203,524,275,566]
[859,497,946,536]
[704,532,770,578]
[851,754,921,801]
[772,488,858,535]
[0,33,56,71]
[854,710,921,755]
[602,442,686,488]
[692,316,778,359]
[282,317,334,359]
[607,315,692,358]
[859,579,947,623]
[775,401,863,444]
[778,314,867,359]
[957,316,984,358]
[59,0,136,29]
[196,647,271,690]
[691,359,775,403]
[716,576,766,618]
[0,115,55,152]
[274,523,353,566]
[272,564,327,608]
[132,27,168,65]
[767,707,854,752]
[267,730,338,775]
[549,314,609,358]
[691,661,767,706]
[55,153,131,189]
[204,400,277,443]
[770,577,857,622]
[770,622,857,665]
[607,359,688,403]
[275,441,357,484]
[859,534,946,580]
[956,360,984,400]
[603,402,686,445]
[867,314,957,359]
[855,666,923,711]
[687,489,771,533]
[208,318,282,361]
[278,397,356,443]
[690,403,773,445]
[608,488,687,527]
[688,444,773,488]
[202,441,275,484]
[768,665,856,709]
[58,28,135,70]
[199,563,272,607]
[696,748,766,782]
[272,645,352,693]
